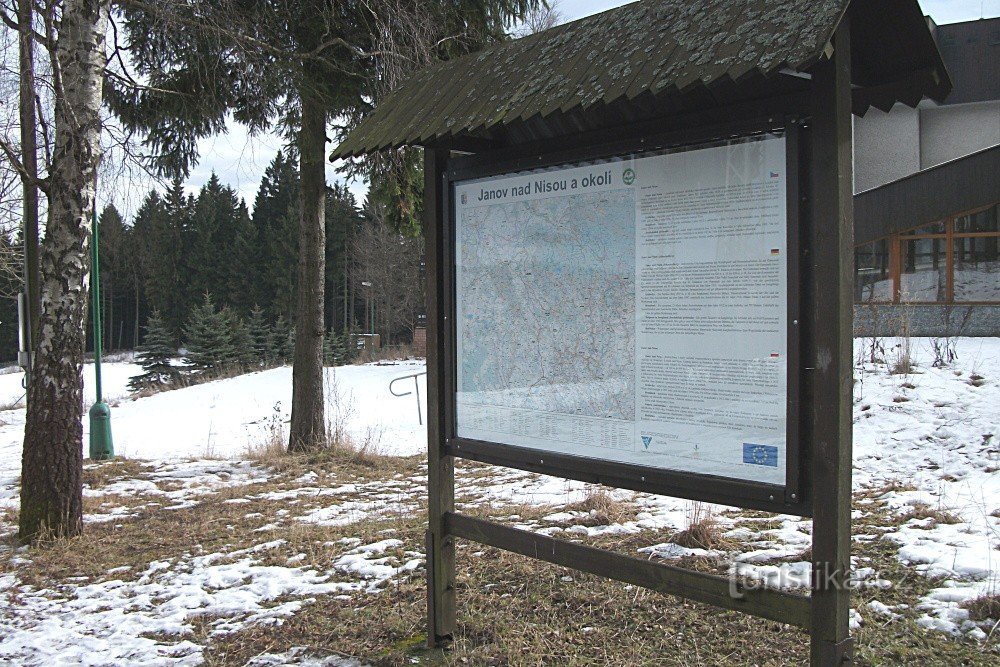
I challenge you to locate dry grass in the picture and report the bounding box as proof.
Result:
[670,517,729,550]
[964,595,1000,622]
[0,396,25,411]
[857,480,918,500]
[889,357,914,376]
[669,503,732,551]
[563,487,635,526]
[898,502,962,526]
[4,460,999,666]
[81,458,150,489]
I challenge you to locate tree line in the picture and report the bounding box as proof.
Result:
[55,149,424,364]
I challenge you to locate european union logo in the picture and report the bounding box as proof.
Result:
[641,435,653,449]
[743,443,778,467]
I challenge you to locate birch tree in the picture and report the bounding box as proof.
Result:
[17,0,110,540]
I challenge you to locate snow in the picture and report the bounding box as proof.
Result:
[0,338,998,662]
[0,538,403,666]
[0,360,427,512]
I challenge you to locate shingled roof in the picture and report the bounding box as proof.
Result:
[332,0,950,159]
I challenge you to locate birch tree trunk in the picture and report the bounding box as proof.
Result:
[19,0,110,541]
[288,83,327,452]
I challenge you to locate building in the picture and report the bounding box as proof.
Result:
[853,17,1000,336]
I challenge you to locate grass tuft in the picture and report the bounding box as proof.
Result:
[564,488,634,526]
[963,594,1000,622]
[898,503,961,525]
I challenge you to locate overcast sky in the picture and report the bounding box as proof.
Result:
[118,0,998,218]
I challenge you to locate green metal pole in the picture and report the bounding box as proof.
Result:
[89,204,113,460]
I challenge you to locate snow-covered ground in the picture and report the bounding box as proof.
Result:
[0,359,427,512]
[0,339,997,663]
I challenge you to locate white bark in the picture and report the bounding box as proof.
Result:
[20,0,110,540]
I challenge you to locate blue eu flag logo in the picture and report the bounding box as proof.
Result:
[743,443,778,467]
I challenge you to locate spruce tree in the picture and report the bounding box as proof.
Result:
[323,330,349,367]
[248,305,275,365]
[184,294,235,376]
[128,311,178,391]
[271,315,294,362]
[228,311,257,368]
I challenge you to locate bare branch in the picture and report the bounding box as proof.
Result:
[0,132,48,192]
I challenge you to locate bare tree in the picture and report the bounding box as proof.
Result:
[349,203,424,346]
[515,0,561,36]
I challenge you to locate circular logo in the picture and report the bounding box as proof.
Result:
[622,168,636,185]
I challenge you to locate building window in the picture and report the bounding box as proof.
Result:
[854,203,1000,304]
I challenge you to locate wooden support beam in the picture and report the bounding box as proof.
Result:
[808,20,855,667]
[445,512,812,630]
[424,148,456,647]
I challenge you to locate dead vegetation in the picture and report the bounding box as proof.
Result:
[81,458,149,489]
[2,461,998,665]
[563,487,635,526]
[669,502,731,551]
[898,502,962,526]
[964,594,1000,622]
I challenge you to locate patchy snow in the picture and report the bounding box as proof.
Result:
[0,535,412,665]
[851,337,1000,636]
[0,338,998,662]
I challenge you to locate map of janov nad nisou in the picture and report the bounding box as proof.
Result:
[455,136,789,485]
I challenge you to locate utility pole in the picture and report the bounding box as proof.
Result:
[89,206,114,460]
[18,0,40,384]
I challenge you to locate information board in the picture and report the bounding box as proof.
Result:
[454,134,789,486]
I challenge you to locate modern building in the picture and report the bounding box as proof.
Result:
[853,17,1000,336]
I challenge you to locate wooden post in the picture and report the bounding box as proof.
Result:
[425,148,456,648]
[808,19,855,667]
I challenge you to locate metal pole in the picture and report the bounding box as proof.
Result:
[88,203,114,460]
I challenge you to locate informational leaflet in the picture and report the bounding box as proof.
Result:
[454,135,788,485]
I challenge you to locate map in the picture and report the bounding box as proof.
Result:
[456,188,636,421]
[452,136,788,485]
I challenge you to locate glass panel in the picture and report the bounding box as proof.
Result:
[902,220,946,235]
[854,239,891,302]
[954,205,998,234]
[899,237,946,302]
[953,235,1000,302]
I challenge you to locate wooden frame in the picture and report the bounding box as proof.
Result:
[443,126,804,515]
[425,21,855,667]
[856,202,1000,305]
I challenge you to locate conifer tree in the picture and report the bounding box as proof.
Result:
[251,152,299,321]
[228,311,256,367]
[114,0,542,451]
[248,305,275,365]
[271,315,294,362]
[323,330,349,367]
[128,311,178,391]
[184,294,235,375]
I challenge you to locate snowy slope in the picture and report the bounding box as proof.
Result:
[0,360,427,512]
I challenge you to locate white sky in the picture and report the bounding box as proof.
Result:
[112,0,999,218]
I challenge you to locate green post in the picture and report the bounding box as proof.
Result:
[89,205,114,460]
